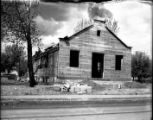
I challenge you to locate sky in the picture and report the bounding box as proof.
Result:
[2,0,150,58]
[104,1,152,57]
[33,0,152,57]
[34,2,90,48]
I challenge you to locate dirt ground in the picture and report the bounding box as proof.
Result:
[1,78,152,96]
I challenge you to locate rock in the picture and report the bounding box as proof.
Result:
[70,85,92,94]
[75,86,81,93]
[70,86,75,93]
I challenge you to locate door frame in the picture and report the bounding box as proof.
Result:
[91,52,104,78]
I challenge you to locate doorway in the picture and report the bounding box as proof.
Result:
[92,53,104,78]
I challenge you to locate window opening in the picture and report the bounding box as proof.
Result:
[97,30,101,36]
[70,50,79,67]
[115,55,123,70]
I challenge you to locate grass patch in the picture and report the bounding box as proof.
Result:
[79,80,106,90]
[123,81,149,89]
[1,77,29,85]
[140,77,152,83]
[1,85,63,96]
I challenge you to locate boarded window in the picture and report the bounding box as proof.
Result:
[97,30,101,36]
[115,55,123,70]
[70,50,79,67]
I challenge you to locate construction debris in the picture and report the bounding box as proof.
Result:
[60,80,92,94]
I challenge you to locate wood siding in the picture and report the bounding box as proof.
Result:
[58,22,131,81]
[33,50,59,81]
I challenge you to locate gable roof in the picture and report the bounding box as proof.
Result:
[105,26,132,49]
[59,25,94,41]
[59,22,132,50]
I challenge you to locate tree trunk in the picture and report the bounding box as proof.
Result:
[27,34,37,87]
[17,59,20,81]
[138,76,142,83]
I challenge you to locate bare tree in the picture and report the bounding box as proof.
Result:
[106,18,119,33]
[74,18,93,33]
[88,4,119,33]
[1,1,40,87]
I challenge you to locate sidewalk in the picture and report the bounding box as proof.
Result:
[1,94,151,102]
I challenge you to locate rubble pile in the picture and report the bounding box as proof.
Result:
[59,80,92,94]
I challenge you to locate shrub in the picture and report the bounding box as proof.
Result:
[141,77,152,83]
[124,81,147,88]
[1,74,17,80]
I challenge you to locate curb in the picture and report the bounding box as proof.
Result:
[1,94,151,102]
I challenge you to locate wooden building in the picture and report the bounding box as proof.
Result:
[33,19,132,83]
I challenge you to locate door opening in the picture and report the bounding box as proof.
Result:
[92,53,104,78]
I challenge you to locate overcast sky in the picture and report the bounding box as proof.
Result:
[33,1,152,57]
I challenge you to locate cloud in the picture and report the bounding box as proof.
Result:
[88,3,113,19]
[34,2,90,37]
[34,16,63,36]
[32,3,90,53]
[38,2,70,21]
[105,1,152,57]
[38,2,89,21]
[40,35,59,47]
[68,4,89,20]
[34,3,90,47]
